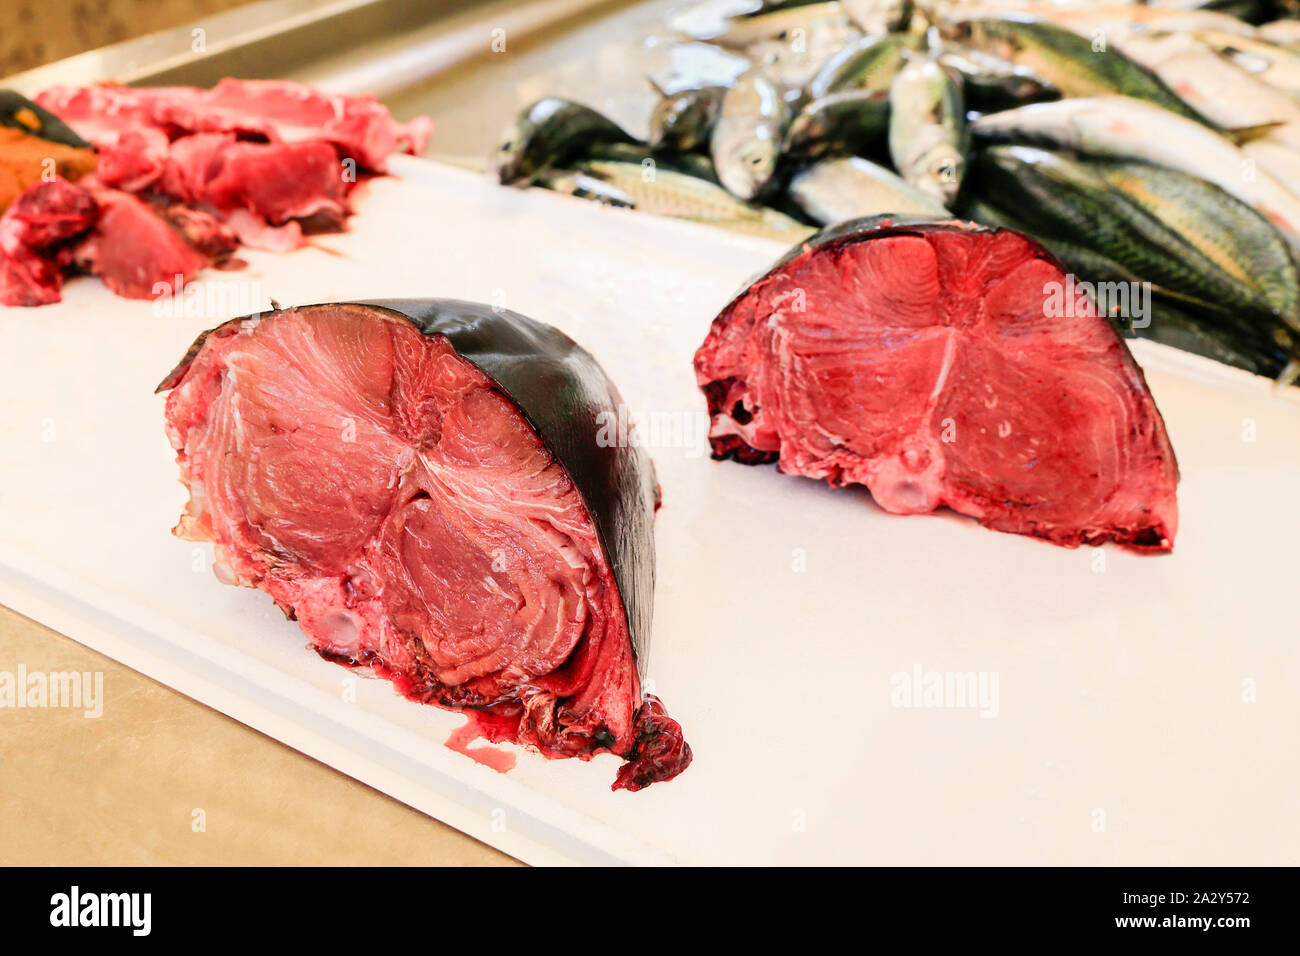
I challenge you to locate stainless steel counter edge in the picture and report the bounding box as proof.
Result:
[2,0,632,98]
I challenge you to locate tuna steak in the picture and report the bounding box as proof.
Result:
[694,218,1179,550]
[160,300,691,791]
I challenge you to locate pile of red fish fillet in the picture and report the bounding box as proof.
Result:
[0,80,431,307]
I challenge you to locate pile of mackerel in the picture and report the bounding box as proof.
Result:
[490,0,1300,381]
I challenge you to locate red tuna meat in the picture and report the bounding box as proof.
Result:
[157,132,234,202]
[75,189,207,299]
[0,177,98,306]
[160,300,691,791]
[36,80,431,172]
[694,218,1179,551]
[204,141,348,226]
[93,126,172,193]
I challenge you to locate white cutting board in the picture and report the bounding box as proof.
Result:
[2,158,1298,865]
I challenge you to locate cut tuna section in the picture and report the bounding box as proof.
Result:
[694,217,1179,550]
[160,300,691,791]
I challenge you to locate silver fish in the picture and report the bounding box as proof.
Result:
[491,98,638,185]
[745,20,865,90]
[1243,139,1300,196]
[788,155,950,224]
[783,87,890,161]
[714,1,853,48]
[937,44,1059,110]
[806,32,912,99]
[1194,30,1300,99]
[888,57,968,205]
[711,70,791,200]
[1258,19,1300,51]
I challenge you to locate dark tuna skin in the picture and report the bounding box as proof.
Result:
[0,89,92,148]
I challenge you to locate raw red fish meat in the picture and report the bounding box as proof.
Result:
[694,218,1179,550]
[0,178,98,306]
[160,300,692,791]
[34,80,430,173]
[73,188,208,299]
[1,80,430,307]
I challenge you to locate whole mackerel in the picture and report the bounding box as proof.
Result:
[972,96,1300,251]
[972,145,1295,328]
[965,16,1213,124]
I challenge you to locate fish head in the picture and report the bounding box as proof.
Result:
[489,98,568,184]
[920,144,965,204]
[490,127,529,184]
[973,100,1086,152]
[718,131,779,200]
[490,107,547,185]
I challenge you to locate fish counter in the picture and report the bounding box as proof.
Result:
[2,0,1299,867]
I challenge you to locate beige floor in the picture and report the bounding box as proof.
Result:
[0,604,516,865]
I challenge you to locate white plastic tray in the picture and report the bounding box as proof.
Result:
[1,158,1297,865]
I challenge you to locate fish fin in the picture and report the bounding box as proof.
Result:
[1275,357,1300,389]
[1151,286,1236,317]
[1223,121,1286,146]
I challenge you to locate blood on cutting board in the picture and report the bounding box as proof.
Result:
[445,715,517,774]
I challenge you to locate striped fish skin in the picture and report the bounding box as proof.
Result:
[575,159,815,240]
[971,96,1300,252]
[1091,159,1300,333]
[971,145,1289,325]
[964,16,1214,123]
[960,189,1296,378]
